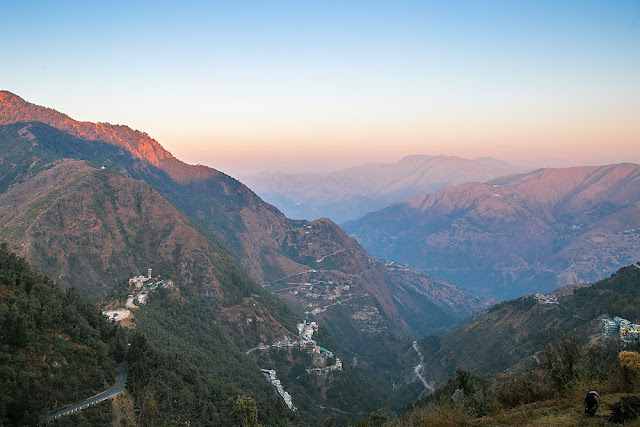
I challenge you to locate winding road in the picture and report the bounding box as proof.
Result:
[412,341,435,393]
[49,361,129,419]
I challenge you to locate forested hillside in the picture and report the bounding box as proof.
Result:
[0,244,127,426]
[125,288,299,426]
[418,263,640,386]
[354,264,640,426]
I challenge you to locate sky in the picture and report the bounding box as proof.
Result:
[1,0,639,176]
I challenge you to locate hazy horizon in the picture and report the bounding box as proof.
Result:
[234,154,638,178]
[2,1,638,177]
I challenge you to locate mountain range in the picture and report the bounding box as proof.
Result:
[0,91,486,421]
[0,90,482,321]
[344,163,640,299]
[242,155,524,224]
[3,89,640,424]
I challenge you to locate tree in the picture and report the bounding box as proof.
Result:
[538,333,580,389]
[236,395,260,427]
[455,367,472,395]
[619,351,640,391]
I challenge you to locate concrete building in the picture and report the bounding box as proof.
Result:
[603,319,620,336]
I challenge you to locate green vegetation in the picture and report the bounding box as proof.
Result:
[380,338,640,426]
[417,264,640,386]
[352,264,640,426]
[0,243,126,426]
[254,343,392,425]
[126,286,297,426]
[0,244,301,426]
[0,171,90,242]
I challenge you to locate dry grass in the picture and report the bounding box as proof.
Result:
[392,392,640,426]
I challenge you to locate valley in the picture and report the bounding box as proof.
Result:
[345,164,640,300]
[4,2,639,425]
[0,91,483,424]
[1,90,638,426]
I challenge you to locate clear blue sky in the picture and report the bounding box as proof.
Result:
[2,1,639,175]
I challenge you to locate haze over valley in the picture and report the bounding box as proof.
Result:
[344,163,640,299]
[242,155,525,224]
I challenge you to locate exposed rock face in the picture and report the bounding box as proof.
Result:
[345,164,640,299]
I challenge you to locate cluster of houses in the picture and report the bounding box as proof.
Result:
[306,358,343,375]
[126,269,174,307]
[292,280,350,302]
[256,321,343,410]
[602,316,640,343]
[533,293,559,305]
[383,260,410,271]
[261,369,295,411]
[298,321,318,341]
[297,321,343,374]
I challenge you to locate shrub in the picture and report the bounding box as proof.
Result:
[497,376,553,408]
[619,351,640,391]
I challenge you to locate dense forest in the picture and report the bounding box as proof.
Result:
[126,286,298,426]
[0,243,127,426]
[0,244,298,426]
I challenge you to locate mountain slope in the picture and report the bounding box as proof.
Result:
[0,91,491,419]
[242,154,524,223]
[345,164,640,299]
[0,157,297,345]
[0,90,302,286]
[0,245,304,426]
[0,156,391,423]
[417,263,640,387]
[0,244,127,426]
[0,91,484,340]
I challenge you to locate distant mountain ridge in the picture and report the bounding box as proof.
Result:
[242,154,525,224]
[344,163,640,299]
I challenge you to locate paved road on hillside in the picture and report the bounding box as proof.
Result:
[49,361,129,419]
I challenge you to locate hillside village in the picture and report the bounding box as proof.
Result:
[102,269,174,321]
[602,315,640,343]
[270,274,356,315]
[261,369,295,411]
[533,293,559,305]
[255,320,343,411]
[267,267,389,336]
